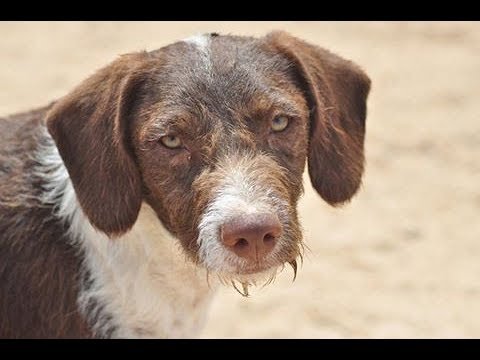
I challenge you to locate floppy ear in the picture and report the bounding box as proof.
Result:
[266,31,371,205]
[46,52,152,237]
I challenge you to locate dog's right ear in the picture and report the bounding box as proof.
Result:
[46,52,154,237]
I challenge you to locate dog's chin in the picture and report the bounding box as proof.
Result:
[212,266,280,294]
[205,258,299,296]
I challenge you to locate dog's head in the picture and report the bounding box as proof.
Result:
[46,31,370,288]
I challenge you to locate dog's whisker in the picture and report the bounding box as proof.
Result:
[242,282,250,297]
[218,274,229,287]
[288,259,298,282]
[261,270,277,288]
[231,280,249,297]
[300,241,311,258]
[205,269,212,289]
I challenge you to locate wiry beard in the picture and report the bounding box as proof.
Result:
[204,258,301,297]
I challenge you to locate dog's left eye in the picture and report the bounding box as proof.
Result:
[271,116,289,132]
[160,135,182,149]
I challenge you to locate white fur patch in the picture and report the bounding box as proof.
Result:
[184,34,210,52]
[183,33,212,76]
[38,127,214,338]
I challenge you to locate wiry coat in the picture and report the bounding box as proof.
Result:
[0,31,370,338]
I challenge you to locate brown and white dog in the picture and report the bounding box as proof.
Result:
[0,31,370,338]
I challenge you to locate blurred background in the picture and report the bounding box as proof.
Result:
[1,21,479,338]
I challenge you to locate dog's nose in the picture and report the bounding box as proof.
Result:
[221,213,282,261]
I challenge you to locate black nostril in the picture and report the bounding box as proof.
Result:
[264,233,276,243]
[235,238,249,249]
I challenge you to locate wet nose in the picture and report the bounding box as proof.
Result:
[221,213,282,261]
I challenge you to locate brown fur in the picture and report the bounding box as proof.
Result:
[0,31,370,338]
[0,107,92,338]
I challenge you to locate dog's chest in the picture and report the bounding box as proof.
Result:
[78,204,214,338]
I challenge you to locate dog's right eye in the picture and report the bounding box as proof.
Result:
[160,135,182,149]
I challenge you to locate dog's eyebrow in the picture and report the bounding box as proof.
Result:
[267,93,304,117]
[141,116,192,139]
[252,83,303,115]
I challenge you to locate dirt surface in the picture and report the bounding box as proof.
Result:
[1,21,479,338]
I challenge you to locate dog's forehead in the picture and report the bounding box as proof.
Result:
[180,33,279,74]
[181,33,271,71]
[151,33,292,107]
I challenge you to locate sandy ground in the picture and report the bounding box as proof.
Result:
[1,21,479,338]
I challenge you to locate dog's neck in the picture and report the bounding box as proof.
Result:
[38,126,214,338]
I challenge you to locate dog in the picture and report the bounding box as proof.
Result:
[0,31,370,338]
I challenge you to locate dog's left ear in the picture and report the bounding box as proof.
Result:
[265,31,371,205]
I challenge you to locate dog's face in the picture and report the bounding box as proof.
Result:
[46,32,370,286]
[133,34,311,281]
